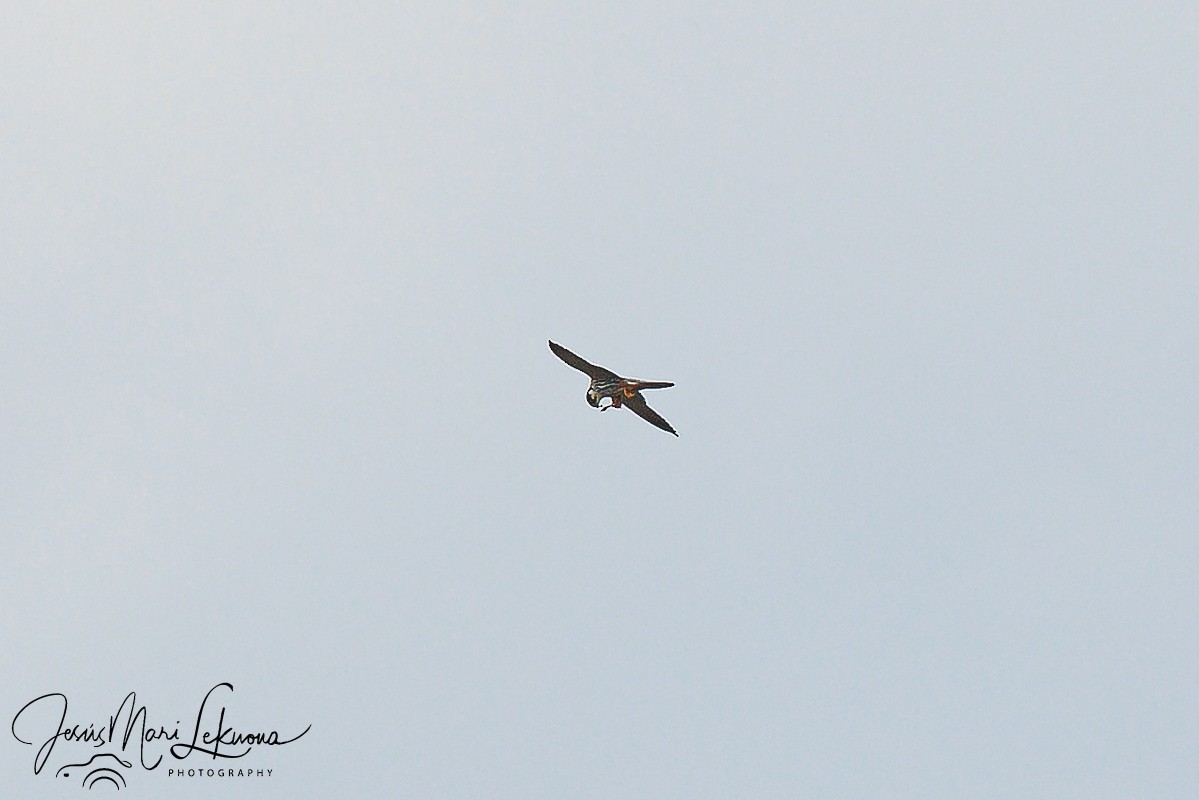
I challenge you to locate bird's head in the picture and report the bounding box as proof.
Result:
[586,389,600,407]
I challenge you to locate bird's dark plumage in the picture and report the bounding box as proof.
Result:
[548,340,618,380]
[622,392,678,436]
[548,340,678,436]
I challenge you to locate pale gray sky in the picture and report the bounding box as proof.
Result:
[3,4,1197,798]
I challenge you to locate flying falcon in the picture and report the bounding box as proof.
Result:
[548,340,678,436]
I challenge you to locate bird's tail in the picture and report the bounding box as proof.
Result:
[632,381,674,391]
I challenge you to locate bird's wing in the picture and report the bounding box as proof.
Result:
[548,340,619,380]
[623,393,678,436]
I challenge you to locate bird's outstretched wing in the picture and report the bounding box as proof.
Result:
[548,340,619,380]
[623,393,678,436]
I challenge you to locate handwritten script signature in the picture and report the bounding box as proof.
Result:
[11,682,310,775]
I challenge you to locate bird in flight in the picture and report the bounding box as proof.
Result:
[548,340,678,436]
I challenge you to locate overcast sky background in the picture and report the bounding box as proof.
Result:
[3,4,1197,797]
